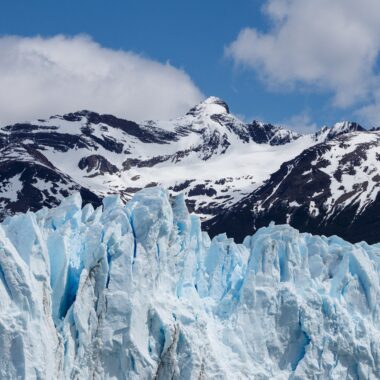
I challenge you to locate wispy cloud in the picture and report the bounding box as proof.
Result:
[0,35,203,125]
[280,110,318,133]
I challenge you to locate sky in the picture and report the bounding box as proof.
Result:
[1,0,380,131]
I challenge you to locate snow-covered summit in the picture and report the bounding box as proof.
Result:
[186,96,230,116]
[315,121,366,142]
[330,121,365,136]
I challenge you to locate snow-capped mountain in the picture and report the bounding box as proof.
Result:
[0,96,307,221]
[206,128,380,244]
[1,188,380,379]
[316,121,366,141]
[0,96,375,244]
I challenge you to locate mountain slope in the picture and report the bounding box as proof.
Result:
[1,188,380,379]
[0,143,102,219]
[0,97,311,221]
[1,97,376,244]
[206,130,380,244]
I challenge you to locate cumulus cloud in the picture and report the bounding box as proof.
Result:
[0,35,203,125]
[226,0,380,118]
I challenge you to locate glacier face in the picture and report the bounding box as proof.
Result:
[0,187,380,379]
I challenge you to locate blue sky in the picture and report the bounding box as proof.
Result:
[1,0,380,130]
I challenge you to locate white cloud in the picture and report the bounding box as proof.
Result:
[356,86,380,127]
[226,0,380,113]
[280,110,318,134]
[0,35,203,125]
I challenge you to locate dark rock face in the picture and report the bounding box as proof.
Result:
[168,180,195,192]
[205,132,380,245]
[247,121,301,145]
[78,155,118,175]
[123,156,170,169]
[188,184,217,197]
[63,110,177,144]
[0,146,102,220]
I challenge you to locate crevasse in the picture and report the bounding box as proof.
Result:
[0,187,379,379]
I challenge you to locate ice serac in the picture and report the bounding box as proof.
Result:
[0,187,380,379]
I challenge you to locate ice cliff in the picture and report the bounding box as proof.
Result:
[0,187,380,379]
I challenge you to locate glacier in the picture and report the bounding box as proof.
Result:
[0,187,380,379]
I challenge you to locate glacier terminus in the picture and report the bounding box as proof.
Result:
[0,187,379,379]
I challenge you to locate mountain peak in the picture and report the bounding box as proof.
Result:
[328,121,365,138]
[186,96,230,116]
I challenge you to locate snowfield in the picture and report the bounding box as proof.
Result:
[0,96,375,246]
[0,187,379,379]
[0,96,314,221]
